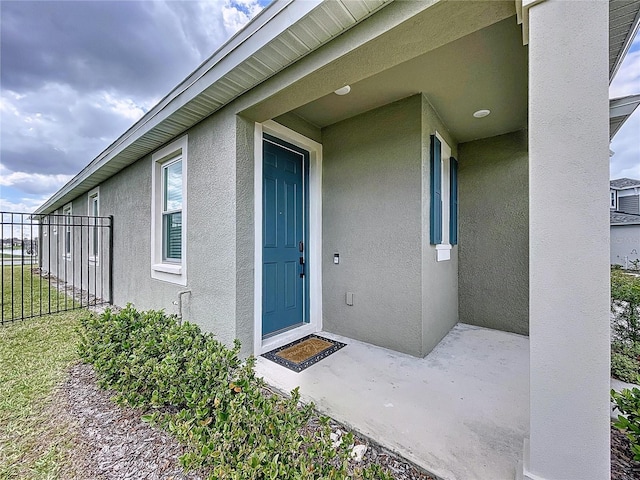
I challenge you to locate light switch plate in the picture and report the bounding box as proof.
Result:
[346,292,354,306]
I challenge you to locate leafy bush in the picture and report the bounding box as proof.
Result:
[78,306,392,479]
[612,387,640,462]
[611,270,640,345]
[612,349,640,384]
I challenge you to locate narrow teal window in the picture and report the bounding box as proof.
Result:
[162,159,182,261]
[450,157,458,245]
[430,135,442,245]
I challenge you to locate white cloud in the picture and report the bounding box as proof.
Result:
[223,0,263,34]
[611,109,640,179]
[610,33,640,180]
[0,196,47,214]
[99,92,151,122]
[0,0,270,213]
[0,196,48,240]
[610,49,640,98]
[0,167,73,196]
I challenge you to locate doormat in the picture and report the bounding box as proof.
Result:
[262,334,346,372]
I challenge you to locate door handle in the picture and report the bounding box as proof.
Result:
[299,256,305,278]
[299,241,304,253]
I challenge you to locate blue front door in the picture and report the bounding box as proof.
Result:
[262,135,308,337]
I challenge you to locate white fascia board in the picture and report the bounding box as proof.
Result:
[34,0,323,215]
[610,94,640,118]
[516,0,547,45]
[610,2,640,82]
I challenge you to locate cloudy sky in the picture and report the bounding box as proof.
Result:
[0,1,638,217]
[0,0,269,215]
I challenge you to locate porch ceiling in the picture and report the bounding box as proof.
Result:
[289,16,528,143]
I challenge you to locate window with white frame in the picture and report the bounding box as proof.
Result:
[63,203,72,259]
[52,209,58,235]
[88,187,100,262]
[151,135,187,285]
[162,160,182,261]
[430,132,458,262]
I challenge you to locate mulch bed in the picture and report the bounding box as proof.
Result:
[49,363,640,479]
[612,423,640,480]
[49,363,204,480]
[50,363,435,480]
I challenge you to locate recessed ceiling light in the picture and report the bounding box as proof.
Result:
[473,109,491,118]
[334,85,351,96]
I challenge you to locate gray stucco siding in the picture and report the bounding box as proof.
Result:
[420,94,459,356]
[84,105,252,351]
[321,94,460,357]
[457,129,529,335]
[38,193,107,302]
[322,95,424,356]
[234,115,257,357]
[611,224,640,266]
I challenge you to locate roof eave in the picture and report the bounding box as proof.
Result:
[610,0,640,82]
[609,94,640,140]
[34,0,395,215]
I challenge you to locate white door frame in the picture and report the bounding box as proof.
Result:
[253,120,323,356]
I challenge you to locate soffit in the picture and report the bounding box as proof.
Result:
[34,0,394,214]
[35,0,640,215]
[610,94,640,139]
[290,16,528,143]
[610,0,640,81]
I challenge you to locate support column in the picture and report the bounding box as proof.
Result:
[526,1,610,479]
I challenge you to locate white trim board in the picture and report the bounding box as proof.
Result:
[87,186,100,264]
[150,135,188,286]
[253,120,323,356]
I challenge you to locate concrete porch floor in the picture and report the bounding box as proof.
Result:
[255,323,530,480]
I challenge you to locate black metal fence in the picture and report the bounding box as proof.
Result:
[1,211,113,324]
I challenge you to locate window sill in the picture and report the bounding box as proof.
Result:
[436,243,452,262]
[152,263,182,275]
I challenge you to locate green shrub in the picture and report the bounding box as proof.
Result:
[78,306,392,480]
[611,270,640,344]
[612,350,640,384]
[612,387,640,462]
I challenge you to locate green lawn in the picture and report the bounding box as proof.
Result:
[1,266,74,323]
[0,311,84,479]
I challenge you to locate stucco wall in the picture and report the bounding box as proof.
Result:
[611,224,640,266]
[39,194,108,303]
[322,96,423,356]
[96,105,254,351]
[457,130,529,335]
[234,115,256,356]
[273,112,322,144]
[420,95,459,355]
[322,94,458,357]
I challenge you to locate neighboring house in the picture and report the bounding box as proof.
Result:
[612,212,640,271]
[609,95,640,268]
[33,1,640,479]
[611,211,640,267]
[611,177,640,215]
